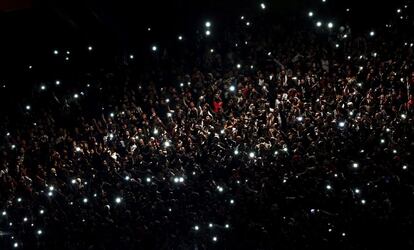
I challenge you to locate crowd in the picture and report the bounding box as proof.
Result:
[1,3,414,250]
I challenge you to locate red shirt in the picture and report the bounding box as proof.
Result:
[213,101,223,113]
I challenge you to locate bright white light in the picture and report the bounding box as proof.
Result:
[210,49,214,53]
[205,21,211,28]
[53,50,59,55]
[352,163,359,168]
[129,54,134,59]
[297,116,303,122]
[401,114,407,119]
[179,177,184,183]
[339,121,345,128]
[146,177,151,182]
[230,199,234,204]
[212,236,218,242]
[2,211,6,216]
[209,223,213,228]
[83,198,88,203]
[110,112,114,118]
[322,0,326,2]
[308,11,314,17]
[125,176,130,181]
[369,31,375,36]
[393,149,397,154]
[23,217,28,222]
[115,197,122,204]
[336,44,339,48]
[14,242,18,248]
[37,229,43,235]
[167,112,172,117]
[178,35,183,40]
[17,197,22,202]
[380,139,385,144]
[174,177,179,183]
[310,209,315,213]
[361,199,366,204]
[88,46,93,51]
[229,85,236,92]
[41,85,46,90]
[48,192,53,197]
[246,22,251,26]
[250,65,254,69]
[397,9,401,13]
[205,30,211,36]
[237,64,241,69]
[225,224,230,228]
[241,16,245,20]
[55,80,60,85]
[260,3,266,9]
[39,209,44,215]
[403,165,407,170]
[342,232,346,237]
[74,94,79,99]
[75,147,81,152]
[326,185,332,190]
[194,225,199,231]
[355,188,360,194]
[234,149,239,155]
[316,21,322,27]
[249,152,255,158]
[327,22,333,29]
[220,129,225,134]
[11,145,16,149]
[153,128,159,135]
[152,46,157,51]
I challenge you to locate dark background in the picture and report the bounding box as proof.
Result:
[0,0,407,79]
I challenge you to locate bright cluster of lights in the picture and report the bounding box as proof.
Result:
[173,177,185,183]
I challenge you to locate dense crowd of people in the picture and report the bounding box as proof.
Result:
[1,2,414,250]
